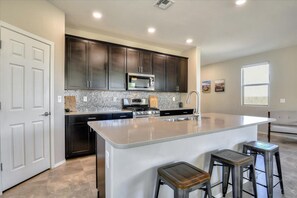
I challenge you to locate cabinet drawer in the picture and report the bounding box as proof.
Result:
[160,109,194,116]
[67,114,112,124]
[160,110,175,116]
[112,112,133,119]
[179,109,194,115]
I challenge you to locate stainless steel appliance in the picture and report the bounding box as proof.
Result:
[126,73,155,91]
[122,98,160,118]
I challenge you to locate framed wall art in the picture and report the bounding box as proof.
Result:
[215,79,225,92]
[202,80,211,93]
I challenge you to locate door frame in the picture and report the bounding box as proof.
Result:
[0,21,55,194]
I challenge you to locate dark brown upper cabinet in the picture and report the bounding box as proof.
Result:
[178,58,188,93]
[152,53,166,91]
[88,41,109,90]
[126,48,152,74]
[65,36,88,89]
[109,45,127,90]
[65,35,188,92]
[65,36,108,90]
[166,56,179,92]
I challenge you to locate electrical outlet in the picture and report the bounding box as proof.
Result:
[172,97,176,101]
[83,96,88,102]
[280,98,286,103]
[113,97,117,102]
[57,96,62,103]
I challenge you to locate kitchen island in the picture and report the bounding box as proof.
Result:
[88,113,272,198]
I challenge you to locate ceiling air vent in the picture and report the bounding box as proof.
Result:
[154,0,174,10]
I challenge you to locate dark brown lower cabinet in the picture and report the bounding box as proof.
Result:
[160,109,194,116]
[65,112,133,159]
[65,114,112,159]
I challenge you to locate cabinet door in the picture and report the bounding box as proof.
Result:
[109,45,126,90]
[88,41,108,90]
[140,51,152,74]
[126,48,140,73]
[178,58,188,93]
[65,114,112,159]
[152,53,166,91]
[65,37,88,89]
[66,122,95,158]
[166,56,178,92]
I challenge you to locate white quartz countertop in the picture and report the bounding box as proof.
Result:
[88,113,274,149]
[65,110,132,116]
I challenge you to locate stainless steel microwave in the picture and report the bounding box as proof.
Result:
[127,73,155,91]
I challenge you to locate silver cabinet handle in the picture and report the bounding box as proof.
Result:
[120,115,127,118]
[164,113,170,115]
[41,112,51,116]
[88,117,97,120]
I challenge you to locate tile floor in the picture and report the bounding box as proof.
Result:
[0,133,296,198]
[0,155,97,198]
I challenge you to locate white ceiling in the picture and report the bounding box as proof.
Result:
[49,0,297,65]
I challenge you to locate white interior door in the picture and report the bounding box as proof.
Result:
[0,26,50,190]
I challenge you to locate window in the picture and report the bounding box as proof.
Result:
[241,62,270,106]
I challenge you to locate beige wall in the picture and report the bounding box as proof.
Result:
[201,45,297,130]
[181,47,201,110]
[0,0,65,165]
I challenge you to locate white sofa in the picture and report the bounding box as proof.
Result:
[268,111,297,141]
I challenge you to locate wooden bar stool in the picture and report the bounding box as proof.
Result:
[207,149,257,198]
[243,141,284,198]
[154,161,212,198]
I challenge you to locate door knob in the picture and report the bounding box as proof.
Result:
[41,112,51,116]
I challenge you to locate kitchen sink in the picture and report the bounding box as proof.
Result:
[163,116,199,122]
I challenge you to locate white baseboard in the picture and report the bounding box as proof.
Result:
[52,159,66,168]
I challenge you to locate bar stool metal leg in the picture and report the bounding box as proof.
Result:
[222,166,230,197]
[231,166,243,198]
[204,158,214,198]
[264,152,274,198]
[275,151,284,194]
[206,181,212,198]
[154,175,162,198]
[174,189,188,198]
[250,164,258,198]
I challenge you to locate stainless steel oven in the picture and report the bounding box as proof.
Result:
[126,73,155,91]
[122,98,160,118]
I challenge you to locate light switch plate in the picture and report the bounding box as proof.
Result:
[83,96,88,102]
[172,97,176,101]
[57,96,62,103]
[113,97,117,102]
[280,98,286,103]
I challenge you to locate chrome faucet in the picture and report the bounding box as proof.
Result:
[186,90,200,116]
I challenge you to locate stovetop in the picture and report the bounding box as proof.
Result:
[122,98,160,118]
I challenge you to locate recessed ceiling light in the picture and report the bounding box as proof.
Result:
[92,12,102,19]
[235,0,247,6]
[148,27,156,33]
[186,39,193,44]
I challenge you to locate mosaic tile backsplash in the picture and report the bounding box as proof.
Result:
[64,90,181,112]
